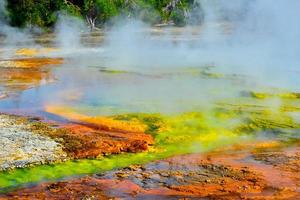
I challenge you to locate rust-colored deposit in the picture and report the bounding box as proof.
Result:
[30,121,153,159]
[3,140,300,199]
[42,106,154,158]
[0,178,111,200]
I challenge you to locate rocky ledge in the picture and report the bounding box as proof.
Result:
[0,113,154,171]
[0,114,67,171]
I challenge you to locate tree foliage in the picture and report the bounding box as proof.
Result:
[5,0,204,28]
[7,0,62,27]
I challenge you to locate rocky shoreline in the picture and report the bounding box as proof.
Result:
[0,114,68,171]
[0,48,300,199]
[2,140,299,199]
[0,113,155,171]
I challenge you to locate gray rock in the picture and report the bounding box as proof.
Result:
[0,114,68,171]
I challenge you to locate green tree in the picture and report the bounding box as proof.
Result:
[7,0,64,27]
[96,0,118,23]
[5,0,203,28]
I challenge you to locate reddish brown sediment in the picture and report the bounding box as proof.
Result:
[30,122,154,159]
[0,164,265,200]
[38,107,154,159]
[60,124,153,158]
[251,146,300,188]
[0,177,112,200]
[0,111,154,171]
[1,52,300,199]
[3,140,299,199]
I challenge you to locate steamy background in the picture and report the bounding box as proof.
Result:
[0,0,299,116]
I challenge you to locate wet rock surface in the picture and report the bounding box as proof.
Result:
[100,160,263,191]
[0,114,67,171]
[3,141,300,200]
[252,147,300,187]
[1,48,300,199]
[0,54,154,161]
[0,109,154,171]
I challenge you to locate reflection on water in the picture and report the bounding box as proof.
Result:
[0,44,299,125]
[0,58,253,119]
[0,58,57,107]
[0,59,297,116]
[0,42,300,193]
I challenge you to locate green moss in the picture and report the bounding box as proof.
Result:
[0,110,253,191]
[0,128,250,193]
[2,97,300,191]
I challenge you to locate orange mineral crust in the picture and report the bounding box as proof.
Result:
[15,48,58,57]
[12,58,63,68]
[3,141,300,199]
[45,105,148,133]
[36,123,153,159]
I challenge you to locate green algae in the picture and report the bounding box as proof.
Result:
[2,96,300,192]
[113,113,164,136]
[0,110,254,191]
[99,68,130,74]
[249,91,300,100]
[0,133,250,192]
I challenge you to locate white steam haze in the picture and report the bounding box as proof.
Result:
[1,0,300,115]
[0,0,37,57]
[55,14,85,50]
[102,0,300,90]
[61,0,300,114]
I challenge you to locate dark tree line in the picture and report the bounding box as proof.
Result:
[4,0,204,29]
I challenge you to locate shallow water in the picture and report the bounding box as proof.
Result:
[0,58,250,118]
[0,32,300,193]
[0,27,299,118]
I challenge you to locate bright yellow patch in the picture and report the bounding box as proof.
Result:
[45,105,147,133]
[251,92,300,100]
[14,58,63,68]
[15,48,58,57]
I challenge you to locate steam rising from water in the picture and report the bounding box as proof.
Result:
[0,1,29,44]
[55,14,85,51]
[1,0,300,115]
[103,0,300,89]
[1,1,300,189]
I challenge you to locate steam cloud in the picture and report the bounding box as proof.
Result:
[102,0,300,90]
[1,0,300,115]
